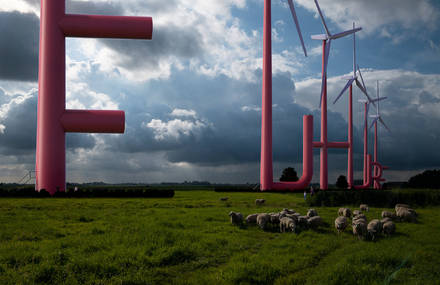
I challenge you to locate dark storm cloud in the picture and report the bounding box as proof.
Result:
[0,91,96,155]
[0,12,39,81]
[103,70,362,168]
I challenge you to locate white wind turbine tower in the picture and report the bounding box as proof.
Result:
[331,22,377,189]
[310,0,362,190]
[370,80,390,189]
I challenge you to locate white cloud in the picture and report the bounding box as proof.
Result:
[295,0,439,36]
[170,108,197,118]
[0,123,5,134]
[144,118,207,140]
[0,0,39,15]
[241,105,261,112]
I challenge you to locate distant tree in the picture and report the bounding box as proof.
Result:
[408,169,440,189]
[280,167,299,182]
[336,175,348,189]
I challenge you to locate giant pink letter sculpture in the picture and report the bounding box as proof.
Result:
[36,0,153,195]
[260,0,313,191]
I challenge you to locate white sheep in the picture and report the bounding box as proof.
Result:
[353,210,362,217]
[352,219,368,240]
[335,216,348,234]
[245,213,258,224]
[255,199,266,206]
[257,213,271,230]
[395,204,410,212]
[307,209,318,218]
[396,207,417,223]
[367,219,382,241]
[308,216,322,228]
[360,204,369,212]
[338,208,345,216]
[383,221,396,236]
[229,211,243,226]
[381,211,396,219]
[280,217,297,233]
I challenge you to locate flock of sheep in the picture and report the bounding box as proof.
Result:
[228,198,323,233]
[335,203,417,241]
[226,198,418,241]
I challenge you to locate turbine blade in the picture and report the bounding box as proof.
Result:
[333,78,355,104]
[357,66,376,107]
[314,0,331,37]
[379,117,391,132]
[288,0,307,57]
[369,117,379,130]
[371,96,388,103]
[330,27,362,40]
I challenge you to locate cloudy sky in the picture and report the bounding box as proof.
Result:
[0,0,439,184]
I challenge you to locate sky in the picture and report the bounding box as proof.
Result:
[0,0,439,184]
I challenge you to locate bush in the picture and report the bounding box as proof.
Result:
[0,186,174,198]
[306,189,440,207]
[408,169,440,189]
[336,175,348,189]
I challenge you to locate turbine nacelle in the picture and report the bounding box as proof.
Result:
[311,0,362,107]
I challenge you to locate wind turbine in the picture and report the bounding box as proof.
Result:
[311,0,362,107]
[310,0,361,190]
[369,80,390,189]
[332,22,374,188]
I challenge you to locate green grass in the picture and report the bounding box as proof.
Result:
[0,191,439,284]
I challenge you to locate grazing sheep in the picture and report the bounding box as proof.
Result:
[381,217,393,224]
[245,213,258,224]
[270,213,281,225]
[229,211,243,226]
[308,216,323,228]
[338,208,345,216]
[283,208,296,214]
[279,210,288,218]
[220,197,229,201]
[352,214,367,226]
[383,221,396,236]
[382,211,396,219]
[307,209,318,218]
[257,213,271,230]
[353,210,362,217]
[335,216,348,233]
[352,220,368,240]
[255,199,266,206]
[396,207,417,223]
[284,213,298,221]
[360,204,369,212]
[395,204,410,212]
[293,213,301,218]
[367,219,382,241]
[343,208,352,218]
[280,217,297,233]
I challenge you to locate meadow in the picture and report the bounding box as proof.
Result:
[0,190,439,284]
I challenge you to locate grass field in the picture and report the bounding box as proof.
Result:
[0,190,439,284]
